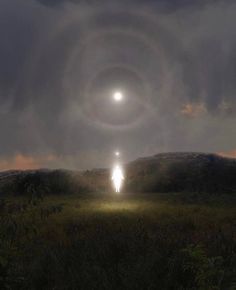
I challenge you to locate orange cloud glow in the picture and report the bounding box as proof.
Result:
[181,103,206,118]
[217,150,236,159]
[0,154,57,171]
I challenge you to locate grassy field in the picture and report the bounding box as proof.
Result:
[0,192,236,290]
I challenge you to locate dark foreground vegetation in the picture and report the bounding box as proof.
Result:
[0,153,236,289]
[0,192,235,290]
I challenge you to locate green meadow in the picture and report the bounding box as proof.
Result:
[0,193,236,290]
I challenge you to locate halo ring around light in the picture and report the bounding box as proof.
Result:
[68,63,156,131]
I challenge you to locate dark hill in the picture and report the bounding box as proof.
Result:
[125,152,236,193]
[0,152,236,196]
[0,169,100,197]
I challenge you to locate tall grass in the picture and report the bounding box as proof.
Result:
[0,193,235,290]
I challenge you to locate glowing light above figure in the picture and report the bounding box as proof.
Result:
[111,164,124,193]
[113,91,123,102]
[115,151,120,157]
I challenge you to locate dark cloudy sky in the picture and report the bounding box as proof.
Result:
[0,0,236,170]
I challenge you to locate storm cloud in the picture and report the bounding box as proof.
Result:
[0,0,236,170]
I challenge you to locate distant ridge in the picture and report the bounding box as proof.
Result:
[0,152,236,195]
[126,152,236,193]
[132,152,234,162]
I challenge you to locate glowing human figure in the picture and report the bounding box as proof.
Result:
[111,165,124,193]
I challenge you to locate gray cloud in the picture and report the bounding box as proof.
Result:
[0,0,236,170]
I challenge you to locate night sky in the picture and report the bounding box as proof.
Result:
[0,0,236,170]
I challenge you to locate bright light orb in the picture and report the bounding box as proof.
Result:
[115,151,120,157]
[113,91,123,102]
[111,164,124,193]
